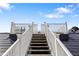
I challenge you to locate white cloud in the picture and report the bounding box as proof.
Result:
[0,3,13,14]
[45,13,64,19]
[55,7,71,14]
[0,3,13,10]
[44,7,73,19]
[43,4,79,19]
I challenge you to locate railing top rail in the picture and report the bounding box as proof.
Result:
[56,38,72,56]
[13,22,37,25]
[14,23,31,25]
[47,23,66,25]
[2,39,20,56]
[2,25,33,56]
[41,23,66,25]
[48,28,57,38]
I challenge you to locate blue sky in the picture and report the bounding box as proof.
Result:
[0,3,79,32]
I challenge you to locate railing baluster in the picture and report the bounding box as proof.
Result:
[2,22,34,56]
[44,22,72,56]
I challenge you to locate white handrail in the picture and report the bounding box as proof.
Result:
[2,39,20,56]
[20,25,33,56]
[49,28,72,56]
[44,22,72,56]
[2,23,33,56]
[56,38,72,56]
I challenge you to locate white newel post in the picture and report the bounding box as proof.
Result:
[32,22,34,34]
[44,22,48,36]
[65,22,68,33]
[11,22,15,34]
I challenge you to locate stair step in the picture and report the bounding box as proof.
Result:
[0,47,9,56]
[63,42,79,44]
[28,51,50,54]
[33,36,46,37]
[27,54,51,56]
[31,41,47,43]
[70,52,79,56]
[28,50,50,54]
[32,34,46,36]
[32,37,46,38]
[30,46,48,47]
[30,43,48,46]
[30,47,49,50]
[32,34,45,36]
[0,52,4,56]
[69,39,79,41]
[64,44,79,46]
[65,45,79,48]
[0,49,7,53]
[31,40,46,42]
[66,41,79,42]
[29,50,50,51]
[0,46,10,48]
[69,49,79,52]
[70,51,79,56]
[0,44,11,46]
[0,48,8,51]
[0,45,11,48]
[66,46,79,49]
[32,38,46,39]
[30,43,47,44]
[0,40,11,43]
[0,42,11,44]
[64,43,79,45]
[0,48,8,50]
[32,39,46,41]
[0,42,11,43]
[0,39,10,40]
[32,36,46,38]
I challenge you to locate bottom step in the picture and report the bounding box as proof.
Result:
[27,54,51,56]
[28,50,50,54]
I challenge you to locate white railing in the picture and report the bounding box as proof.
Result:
[2,23,33,56]
[11,22,38,34]
[44,22,72,56]
[47,22,67,33]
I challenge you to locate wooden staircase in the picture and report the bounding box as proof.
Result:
[27,34,51,56]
